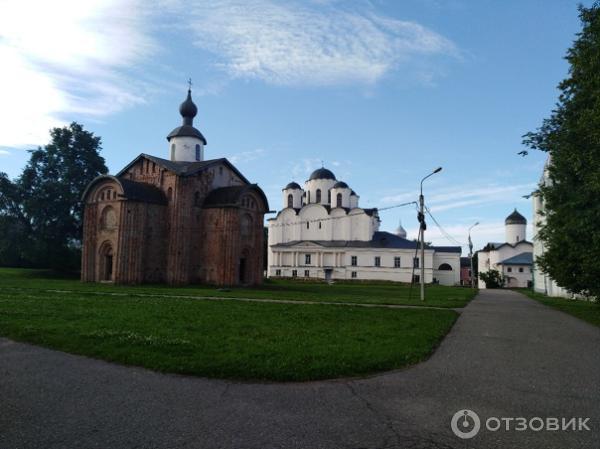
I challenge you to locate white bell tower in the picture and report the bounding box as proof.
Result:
[166,83,207,162]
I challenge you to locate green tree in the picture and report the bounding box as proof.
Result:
[479,270,505,289]
[522,3,600,298]
[0,122,107,270]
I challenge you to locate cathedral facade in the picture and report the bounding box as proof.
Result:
[267,168,461,285]
[81,90,269,286]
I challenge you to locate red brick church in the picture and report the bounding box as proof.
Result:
[81,89,269,286]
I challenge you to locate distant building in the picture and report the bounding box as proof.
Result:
[532,157,571,297]
[460,257,473,286]
[267,168,461,284]
[81,89,269,286]
[477,209,533,288]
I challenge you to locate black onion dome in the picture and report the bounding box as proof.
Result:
[505,209,527,225]
[333,181,349,189]
[179,89,197,121]
[284,182,301,190]
[166,89,207,144]
[308,168,336,181]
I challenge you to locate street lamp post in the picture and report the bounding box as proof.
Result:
[419,167,442,301]
[468,222,479,289]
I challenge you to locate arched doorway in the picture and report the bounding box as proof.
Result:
[99,242,114,281]
[239,248,250,284]
[438,263,453,270]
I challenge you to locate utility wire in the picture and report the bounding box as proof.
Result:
[423,204,464,246]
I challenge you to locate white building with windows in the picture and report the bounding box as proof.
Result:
[267,167,461,285]
[532,157,571,297]
[477,209,533,288]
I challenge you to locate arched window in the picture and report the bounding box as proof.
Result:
[241,214,253,238]
[336,193,342,208]
[316,189,321,203]
[327,191,331,204]
[167,187,173,202]
[100,206,117,230]
[438,263,453,271]
[307,191,311,203]
[287,194,293,208]
[195,144,201,161]
[171,144,176,160]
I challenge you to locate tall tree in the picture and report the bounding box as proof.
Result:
[523,3,600,298]
[0,123,107,269]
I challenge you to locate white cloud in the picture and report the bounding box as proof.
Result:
[185,0,458,86]
[381,183,535,212]
[0,149,10,156]
[228,148,266,164]
[0,0,157,147]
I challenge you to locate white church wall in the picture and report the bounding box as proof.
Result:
[505,223,527,245]
[282,188,303,209]
[432,252,460,286]
[305,179,336,205]
[169,136,204,162]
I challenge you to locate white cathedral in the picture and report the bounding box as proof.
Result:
[267,167,461,285]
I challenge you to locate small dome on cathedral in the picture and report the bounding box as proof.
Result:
[284,182,301,190]
[333,181,349,189]
[505,209,527,225]
[395,221,407,238]
[309,168,336,181]
[179,89,198,119]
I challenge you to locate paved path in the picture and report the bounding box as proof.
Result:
[1,290,598,449]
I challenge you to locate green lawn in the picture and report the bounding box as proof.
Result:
[518,289,600,328]
[0,268,476,308]
[0,269,465,381]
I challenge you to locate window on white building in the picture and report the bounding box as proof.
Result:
[305,254,311,265]
[413,257,419,268]
[374,256,381,267]
[287,194,293,208]
[304,270,310,277]
[292,270,298,277]
[413,274,420,283]
[336,193,342,208]
[351,256,357,266]
[195,144,201,161]
[351,271,357,278]
[507,267,512,273]
[394,257,401,268]
[316,189,321,203]
[275,269,281,276]
[518,267,524,273]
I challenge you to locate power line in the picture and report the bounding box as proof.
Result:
[423,204,464,246]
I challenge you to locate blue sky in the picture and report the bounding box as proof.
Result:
[0,0,589,252]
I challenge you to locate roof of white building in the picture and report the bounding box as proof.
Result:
[272,231,461,253]
[498,252,533,265]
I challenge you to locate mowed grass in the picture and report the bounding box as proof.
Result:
[0,268,476,308]
[0,287,458,381]
[518,289,600,328]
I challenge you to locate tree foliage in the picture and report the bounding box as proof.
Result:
[523,3,600,298]
[0,123,107,270]
[479,269,505,289]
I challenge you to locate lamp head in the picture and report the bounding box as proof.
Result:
[433,167,442,173]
